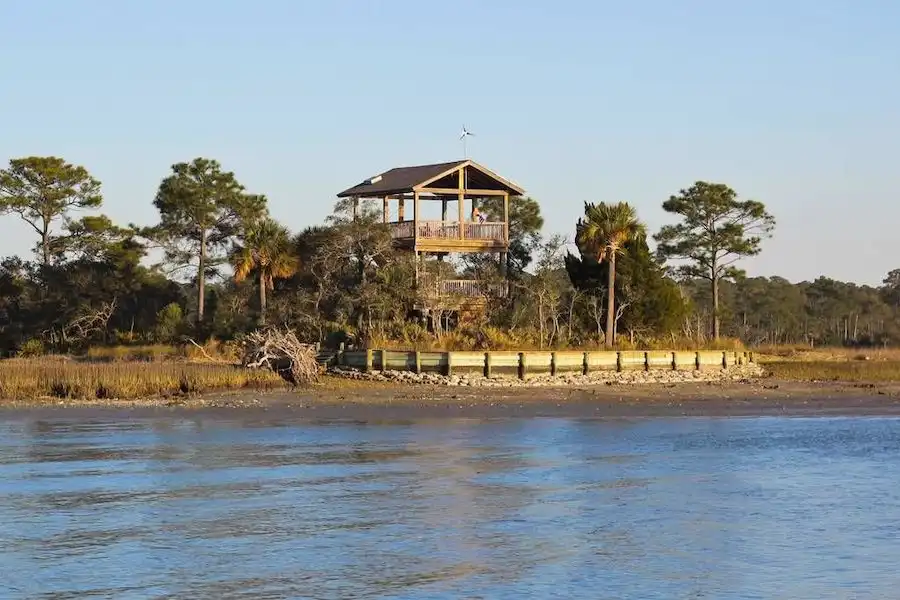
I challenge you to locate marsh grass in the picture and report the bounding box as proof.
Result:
[0,359,286,401]
[84,344,183,362]
[82,340,241,363]
[764,360,900,382]
[754,345,900,363]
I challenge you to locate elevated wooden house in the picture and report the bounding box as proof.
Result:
[337,159,524,309]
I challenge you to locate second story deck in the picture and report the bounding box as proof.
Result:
[390,219,507,252]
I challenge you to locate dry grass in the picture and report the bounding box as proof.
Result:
[84,344,184,362]
[0,358,287,401]
[764,360,900,383]
[81,340,241,363]
[754,344,900,363]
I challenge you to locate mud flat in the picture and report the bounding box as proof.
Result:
[4,373,900,420]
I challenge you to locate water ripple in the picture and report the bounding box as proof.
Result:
[1,415,899,598]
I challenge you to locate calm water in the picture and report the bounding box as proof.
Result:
[1,414,899,599]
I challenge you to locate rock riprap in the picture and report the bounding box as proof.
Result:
[328,363,764,387]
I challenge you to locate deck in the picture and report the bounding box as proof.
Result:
[419,279,509,309]
[390,220,508,252]
[433,279,508,298]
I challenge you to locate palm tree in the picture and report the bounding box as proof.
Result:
[575,202,646,347]
[231,218,299,325]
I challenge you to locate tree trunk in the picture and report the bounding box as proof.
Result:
[538,296,545,349]
[198,229,206,323]
[605,253,616,347]
[41,219,51,266]
[258,271,267,326]
[711,274,720,340]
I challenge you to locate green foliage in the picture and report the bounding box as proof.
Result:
[575,201,646,346]
[144,157,267,323]
[474,195,544,276]
[47,214,141,265]
[654,181,776,281]
[230,217,299,325]
[17,338,45,358]
[566,235,689,342]
[575,202,646,260]
[882,269,900,308]
[0,156,103,265]
[155,303,184,343]
[654,181,775,339]
[4,153,900,356]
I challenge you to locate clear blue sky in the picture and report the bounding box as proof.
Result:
[2,0,898,284]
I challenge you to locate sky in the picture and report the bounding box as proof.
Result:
[1,0,898,285]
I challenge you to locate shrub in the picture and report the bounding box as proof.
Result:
[17,338,45,358]
[155,303,184,343]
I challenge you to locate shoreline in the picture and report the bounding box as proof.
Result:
[4,377,900,419]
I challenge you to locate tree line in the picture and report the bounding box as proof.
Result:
[0,155,896,355]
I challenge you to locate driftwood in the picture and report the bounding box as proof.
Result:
[186,338,229,363]
[241,328,319,385]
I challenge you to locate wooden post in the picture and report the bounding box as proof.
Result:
[694,351,700,370]
[583,351,590,375]
[484,352,492,378]
[414,351,421,374]
[352,197,359,220]
[471,197,477,221]
[446,352,454,377]
[365,349,373,373]
[616,351,622,372]
[398,197,405,222]
[442,199,448,222]
[502,192,509,243]
[550,351,557,376]
[644,351,649,371]
[458,167,465,239]
[670,351,677,370]
[518,352,527,380]
[748,351,754,363]
[413,191,420,238]
[382,196,389,223]
[338,342,345,366]
[722,351,728,368]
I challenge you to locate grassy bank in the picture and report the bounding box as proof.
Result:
[764,360,900,383]
[754,345,900,363]
[0,359,286,401]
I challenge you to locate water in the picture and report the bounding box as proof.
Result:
[1,414,899,599]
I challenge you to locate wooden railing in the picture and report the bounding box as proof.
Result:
[463,222,505,241]
[431,279,509,298]
[417,221,459,239]
[389,220,506,242]
[390,220,415,239]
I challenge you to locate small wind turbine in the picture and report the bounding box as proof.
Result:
[459,125,474,158]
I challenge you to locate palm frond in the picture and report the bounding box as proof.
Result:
[575,201,645,261]
[233,216,300,285]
